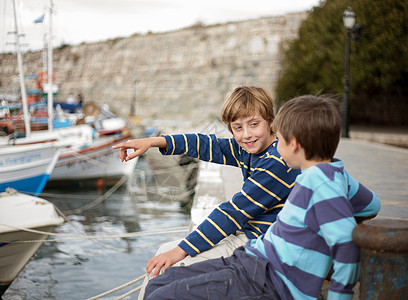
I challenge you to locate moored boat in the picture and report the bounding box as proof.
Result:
[49,133,138,184]
[0,142,62,195]
[0,188,64,296]
[1,0,139,189]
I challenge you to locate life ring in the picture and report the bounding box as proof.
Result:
[37,71,56,83]
[83,102,100,117]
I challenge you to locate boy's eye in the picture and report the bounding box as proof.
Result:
[250,122,258,127]
[233,126,242,131]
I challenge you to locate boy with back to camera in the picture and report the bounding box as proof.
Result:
[112,86,300,297]
[143,95,381,300]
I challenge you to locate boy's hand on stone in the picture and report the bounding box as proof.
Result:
[146,246,187,277]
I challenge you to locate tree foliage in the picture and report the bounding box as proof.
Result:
[277,0,408,105]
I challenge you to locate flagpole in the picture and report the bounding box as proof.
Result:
[47,0,54,131]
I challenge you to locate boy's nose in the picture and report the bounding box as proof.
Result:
[243,127,252,138]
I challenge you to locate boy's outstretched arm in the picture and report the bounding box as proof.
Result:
[146,246,187,277]
[112,137,167,162]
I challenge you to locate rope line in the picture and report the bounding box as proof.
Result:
[63,174,128,214]
[0,225,189,244]
[70,151,109,169]
[27,162,198,208]
[52,201,128,252]
[114,284,143,300]
[86,274,146,300]
[0,160,199,298]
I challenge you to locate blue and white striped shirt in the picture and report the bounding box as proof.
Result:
[245,159,381,300]
[160,133,300,257]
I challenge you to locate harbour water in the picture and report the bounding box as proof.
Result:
[2,157,193,300]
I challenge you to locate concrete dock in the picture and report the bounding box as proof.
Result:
[191,135,408,224]
[189,130,408,299]
[336,138,408,220]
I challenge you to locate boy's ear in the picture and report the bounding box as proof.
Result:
[289,137,301,152]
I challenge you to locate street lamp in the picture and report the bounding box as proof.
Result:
[341,7,355,138]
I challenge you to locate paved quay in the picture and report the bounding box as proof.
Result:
[336,138,408,220]
[189,127,408,299]
[192,128,408,223]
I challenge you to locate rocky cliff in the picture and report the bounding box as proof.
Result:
[1,12,306,131]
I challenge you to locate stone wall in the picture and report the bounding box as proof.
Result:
[0,12,306,131]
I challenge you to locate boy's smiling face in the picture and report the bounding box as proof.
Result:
[230,114,274,154]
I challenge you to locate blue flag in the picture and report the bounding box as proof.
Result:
[34,14,45,23]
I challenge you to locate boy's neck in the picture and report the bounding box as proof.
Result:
[300,158,332,171]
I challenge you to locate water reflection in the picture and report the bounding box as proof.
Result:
[3,156,193,300]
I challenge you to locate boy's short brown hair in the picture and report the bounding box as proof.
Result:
[221,86,275,133]
[273,95,341,161]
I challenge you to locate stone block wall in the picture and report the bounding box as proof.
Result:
[0,12,306,131]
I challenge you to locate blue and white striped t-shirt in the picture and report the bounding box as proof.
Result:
[160,133,300,257]
[245,159,381,300]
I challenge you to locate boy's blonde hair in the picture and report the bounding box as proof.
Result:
[273,95,341,160]
[221,86,275,133]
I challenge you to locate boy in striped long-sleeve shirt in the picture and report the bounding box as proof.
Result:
[113,86,300,297]
[144,95,381,300]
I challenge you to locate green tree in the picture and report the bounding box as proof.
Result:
[277,0,408,125]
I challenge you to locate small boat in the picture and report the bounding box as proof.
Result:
[0,0,138,187]
[1,119,138,186]
[0,1,62,297]
[0,142,62,195]
[0,188,64,296]
[49,133,138,184]
[48,103,139,184]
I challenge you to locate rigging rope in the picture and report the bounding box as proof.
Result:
[69,150,110,169]
[0,158,199,298]
[86,274,146,300]
[52,198,136,252]
[63,174,128,214]
[35,161,198,208]
[114,284,143,300]
[0,224,189,243]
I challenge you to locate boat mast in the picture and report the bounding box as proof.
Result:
[12,0,31,136]
[47,0,54,131]
[42,34,47,79]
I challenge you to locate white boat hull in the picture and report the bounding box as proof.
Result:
[0,225,57,286]
[1,125,137,184]
[0,190,63,295]
[0,143,61,195]
[50,135,138,182]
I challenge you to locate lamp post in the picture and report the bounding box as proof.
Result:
[342,7,355,138]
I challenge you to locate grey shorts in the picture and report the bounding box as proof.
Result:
[145,247,281,300]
